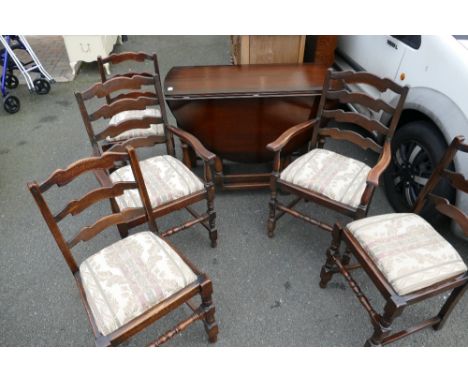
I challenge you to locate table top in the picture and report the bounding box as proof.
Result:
[164,63,329,98]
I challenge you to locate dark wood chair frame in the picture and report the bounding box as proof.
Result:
[80,53,175,156]
[319,136,468,346]
[27,148,219,347]
[267,69,409,237]
[75,74,218,247]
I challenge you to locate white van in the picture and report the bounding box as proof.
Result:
[335,35,468,225]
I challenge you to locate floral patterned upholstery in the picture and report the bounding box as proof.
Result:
[110,155,205,210]
[106,108,164,142]
[280,148,371,208]
[347,213,467,295]
[80,231,198,336]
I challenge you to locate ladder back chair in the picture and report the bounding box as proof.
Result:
[320,136,468,346]
[75,74,218,247]
[267,69,408,238]
[77,63,174,155]
[27,148,219,346]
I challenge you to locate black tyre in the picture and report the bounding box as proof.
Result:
[33,78,51,95]
[5,73,19,89]
[383,120,454,221]
[3,95,20,114]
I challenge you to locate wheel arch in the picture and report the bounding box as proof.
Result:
[383,87,468,175]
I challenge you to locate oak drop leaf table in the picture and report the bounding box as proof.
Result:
[164,63,328,190]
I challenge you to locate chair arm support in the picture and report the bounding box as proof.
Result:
[266,118,318,153]
[167,125,216,163]
[93,169,113,187]
[357,141,392,212]
[366,140,392,187]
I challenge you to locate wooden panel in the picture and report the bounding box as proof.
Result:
[313,36,337,66]
[249,36,304,64]
[231,35,305,64]
[240,35,250,64]
[167,95,319,163]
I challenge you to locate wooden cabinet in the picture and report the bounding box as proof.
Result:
[63,35,121,76]
[231,35,337,67]
[231,35,306,64]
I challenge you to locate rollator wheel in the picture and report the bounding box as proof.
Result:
[3,95,20,114]
[33,78,51,95]
[5,73,19,89]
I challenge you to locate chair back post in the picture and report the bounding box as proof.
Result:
[385,85,408,141]
[126,146,159,233]
[74,91,101,156]
[310,68,333,148]
[97,55,107,82]
[152,53,161,78]
[373,83,408,168]
[27,182,79,273]
[97,55,112,105]
[152,73,175,156]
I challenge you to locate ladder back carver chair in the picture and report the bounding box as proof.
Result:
[27,148,219,347]
[320,136,468,346]
[75,74,218,247]
[79,54,174,155]
[267,69,408,238]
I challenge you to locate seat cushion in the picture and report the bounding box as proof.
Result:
[110,155,205,210]
[347,213,467,295]
[107,108,164,142]
[80,231,198,336]
[280,148,371,208]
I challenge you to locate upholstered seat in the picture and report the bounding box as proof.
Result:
[346,213,467,295]
[80,231,198,336]
[107,108,164,142]
[280,148,371,208]
[110,155,205,210]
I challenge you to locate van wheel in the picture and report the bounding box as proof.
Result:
[383,120,454,221]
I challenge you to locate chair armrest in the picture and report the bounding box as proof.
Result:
[266,118,318,153]
[366,140,392,186]
[166,125,216,163]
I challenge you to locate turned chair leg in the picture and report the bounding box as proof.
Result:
[341,247,352,266]
[200,280,219,343]
[267,178,278,238]
[207,188,218,248]
[319,224,342,288]
[433,283,468,331]
[214,157,224,188]
[365,300,404,347]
